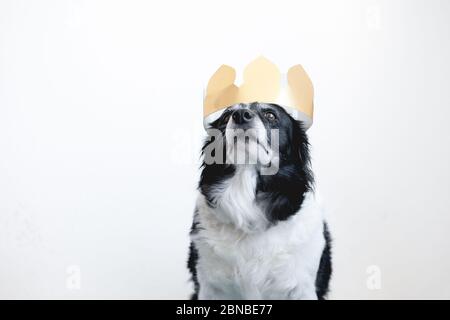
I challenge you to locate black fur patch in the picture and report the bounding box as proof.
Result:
[315,223,333,299]
[187,213,200,300]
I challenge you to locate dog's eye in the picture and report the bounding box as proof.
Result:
[264,111,276,121]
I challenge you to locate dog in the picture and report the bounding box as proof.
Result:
[187,102,332,300]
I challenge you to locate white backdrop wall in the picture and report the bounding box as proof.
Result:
[1,0,449,299]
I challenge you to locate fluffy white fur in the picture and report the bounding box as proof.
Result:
[191,166,326,300]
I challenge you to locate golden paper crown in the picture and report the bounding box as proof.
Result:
[203,56,314,130]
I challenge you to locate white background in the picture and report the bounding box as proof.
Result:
[1,0,450,299]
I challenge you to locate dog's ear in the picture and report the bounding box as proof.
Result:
[292,120,314,189]
[293,120,311,164]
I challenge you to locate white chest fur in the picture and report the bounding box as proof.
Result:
[192,168,326,300]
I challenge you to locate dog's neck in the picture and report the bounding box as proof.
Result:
[256,158,313,222]
[199,159,313,232]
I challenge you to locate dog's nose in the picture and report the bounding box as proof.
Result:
[232,109,254,124]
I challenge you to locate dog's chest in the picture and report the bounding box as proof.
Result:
[194,194,325,299]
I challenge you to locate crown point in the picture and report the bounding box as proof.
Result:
[243,56,280,84]
[206,64,236,94]
[287,64,314,118]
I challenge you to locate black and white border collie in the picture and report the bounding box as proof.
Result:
[188,102,332,300]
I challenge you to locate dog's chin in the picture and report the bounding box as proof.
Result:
[224,124,273,167]
[225,139,273,167]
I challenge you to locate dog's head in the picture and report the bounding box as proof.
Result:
[200,102,313,230]
[204,102,310,173]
